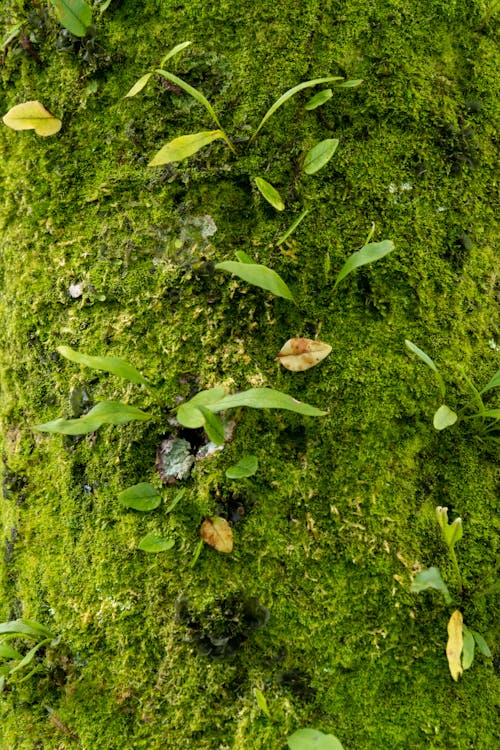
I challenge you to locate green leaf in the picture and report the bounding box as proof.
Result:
[34,401,151,435]
[410,567,452,605]
[226,455,258,479]
[159,40,192,67]
[337,79,364,88]
[433,404,458,430]
[254,177,285,211]
[10,639,51,675]
[277,209,309,245]
[177,388,227,428]
[198,406,226,445]
[0,619,53,639]
[254,688,272,719]
[470,630,492,658]
[436,507,463,549]
[303,139,339,175]
[334,240,394,289]
[49,0,92,37]
[118,483,161,511]
[404,339,446,399]
[3,101,62,137]
[304,89,333,110]
[124,72,154,98]
[215,260,294,301]
[57,345,151,387]
[149,130,226,166]
[461,628,475,671]
[138,533,175,553]
[479,368,500,394]
[235,250,254,263]
[0,644,23,660]
[155,69,227,137]
[207,388,327,417]
[251,76,344,141]
[477,408,500,419]
[2,23,22,51]
[164,488,186,514]
[287,728,344,750]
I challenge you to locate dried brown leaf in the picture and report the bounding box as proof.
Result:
[446,610,463,681]
[277,338,332,371]
[200,516,233,553]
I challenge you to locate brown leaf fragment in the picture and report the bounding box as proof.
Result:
[200,516,233,553]
[446,610,463,681]
[277,338,332,371]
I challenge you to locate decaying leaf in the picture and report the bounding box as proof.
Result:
[446,610,464,681]
[277,338,332,371]
[200,516,233,553]
[3,101,62,136]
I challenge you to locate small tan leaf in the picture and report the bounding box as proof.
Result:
[200,516,233,553]
[446,610,464,681]
[277,338,332,371]
[3,101,61,136]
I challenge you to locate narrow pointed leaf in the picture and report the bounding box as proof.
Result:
[215,260,293,300]
[35,401,151,435]
[255,688,272,719]
[2,23,22,50]
[149,130,225,166]
[226,455,258,479]
[177,388,227,428]
[124,72,153,98]
[303,139,339,175]
[479,368,500,394]
[305,89,333,110]
[251,76,344,140]
[198,406,226,445]
[334,240,394,289]
[410,567,452,605]
[49,0,92,37]
[57,345,151,386]
[138,533,175,552]
[207,388,327,417]
[277,209,309,245]
[461,628,475,670]
[433,404,458,430]
[118,483,161,511]
[405,339,446,398]
[0,644,23,660]
[3,101,61,136]
[159,40,191,67]
[470,630,492,658]
[338,79,364,88]
[447,610,464,681]
[155,69,223,130]
[254,177,285,211]
[0,620,53,639]
[277,338,332,371]
[287,728,344,750]
[10,639,51,675]
[200,516,233,553]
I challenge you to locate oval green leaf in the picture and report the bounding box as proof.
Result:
[226,455,258,479]
[49,0,92,37]
[118,483,161,511]
[149,130,225,166]
[334,240,395,289]
[215,260,293,300]
[287,728,344,750]
[3,101,61,137]
[138,533,175,552]
[254,177,285,211]
[303,139,339,175]
[35,401,151,435]
[57,346,151,387]
[461,629,475,671]
[433,404,458,430]
[124,72,153,98]
[305,89,333,110]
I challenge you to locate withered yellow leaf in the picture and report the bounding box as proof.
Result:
[277,338,332,371]
[2,101,62,136]
[200,516,233,553]
[446,610,463,681]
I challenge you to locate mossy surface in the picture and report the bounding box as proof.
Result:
[0,1,498,748]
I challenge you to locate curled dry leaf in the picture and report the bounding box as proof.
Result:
[446,610,464,681]
[277,338,332,371]
[200,516,233,553]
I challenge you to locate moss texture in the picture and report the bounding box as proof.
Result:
[0,1,498,748]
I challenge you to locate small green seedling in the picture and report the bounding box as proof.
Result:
[0,619,57,692]
[287,728,345,750]
[333,235,394,290]
[411,509,492,680]
[405,340,499,432]
[303,138,339,175]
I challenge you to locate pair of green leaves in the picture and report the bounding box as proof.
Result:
[304,79,363,110]
[118,487,185,552]
[34,346,153,435]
